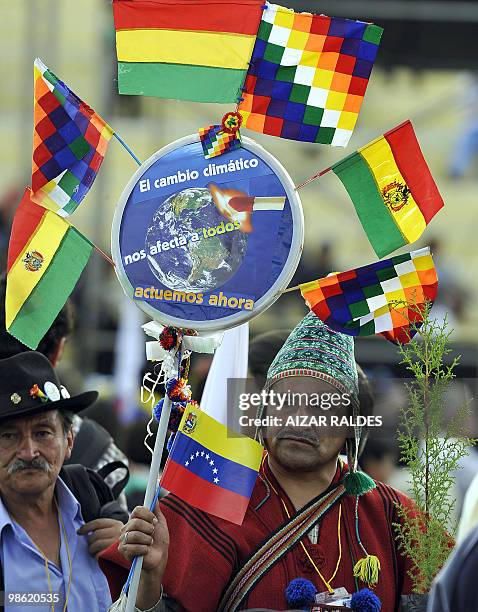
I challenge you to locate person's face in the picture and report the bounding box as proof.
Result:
[0,410,73,498]
[263,377,348,472]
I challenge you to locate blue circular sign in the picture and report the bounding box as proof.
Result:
[112,134,304,331]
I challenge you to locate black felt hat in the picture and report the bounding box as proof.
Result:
[0,351,98,421]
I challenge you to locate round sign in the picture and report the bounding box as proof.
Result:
[112,134,304,332]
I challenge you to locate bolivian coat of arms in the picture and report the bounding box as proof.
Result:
[382,181,411,212]
[22,250,44,272]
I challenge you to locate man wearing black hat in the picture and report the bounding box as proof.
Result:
[0,351,112,610]
[0,276,130,513]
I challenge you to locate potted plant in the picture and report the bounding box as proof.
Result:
[392,304,475,611]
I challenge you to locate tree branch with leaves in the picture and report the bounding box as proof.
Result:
[392,301,475,593]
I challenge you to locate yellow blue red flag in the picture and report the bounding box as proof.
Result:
[161,406,263,525]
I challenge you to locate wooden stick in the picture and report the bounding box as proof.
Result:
[94,244,115,267]
[282,284,300,294]
[295,166,332,191]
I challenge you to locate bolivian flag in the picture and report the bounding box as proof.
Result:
[161,406,263,524]
[6,189,93,349]
[112,0,264,103]
[332,120,444,258]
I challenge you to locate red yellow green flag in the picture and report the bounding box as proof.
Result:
[332,121,444,258]
[6,188,93,349]
[112,0,264,103]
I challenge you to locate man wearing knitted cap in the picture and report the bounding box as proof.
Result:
[101,314,415,611]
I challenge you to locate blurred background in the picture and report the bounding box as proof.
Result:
[1,0,478,510]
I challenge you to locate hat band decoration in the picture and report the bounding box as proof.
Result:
[29,381,64,404]
[0,352,98,421]
[1,384,68,408]
[30,384,48,403]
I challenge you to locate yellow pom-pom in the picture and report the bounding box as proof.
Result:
[353,555,381,586]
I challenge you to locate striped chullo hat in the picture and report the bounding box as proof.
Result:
[266,311,358,403]
[264,311,361,469]
[263,312,364,469]
[262,312,381,587]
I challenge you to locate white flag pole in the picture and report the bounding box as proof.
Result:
[124,351,178,612]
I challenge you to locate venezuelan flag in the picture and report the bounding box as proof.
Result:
[112,0,264,103]
[332,120,444,258]
[161,407,263,524]
[6,189,93,349]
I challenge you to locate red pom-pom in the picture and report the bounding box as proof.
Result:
[159,326,178,351]
[166,377,192,402]
[222,111,242,134]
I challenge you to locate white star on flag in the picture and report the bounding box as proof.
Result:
[190,454,194,461]
[210,460,214,466]
[205,454,210,460]
[201,451,205,456]
[185,461,189,467]
[213,468,218,474]
[213,478,219,484]
[196,451,199,457]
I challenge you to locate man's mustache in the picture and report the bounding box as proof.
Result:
[7,457,52,475]
[273,428,320,446]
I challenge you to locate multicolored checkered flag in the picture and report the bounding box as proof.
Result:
[199,125,242,159]
[299,248,438,344]
[238,2,383,146]
[31,58,113,216]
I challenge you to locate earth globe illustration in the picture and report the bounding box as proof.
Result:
[145,187,248,293]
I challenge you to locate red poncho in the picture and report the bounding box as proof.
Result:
[100,461,414,611]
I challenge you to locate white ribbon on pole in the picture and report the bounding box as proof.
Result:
[121,322,249,610]
[200,323,249,427]
[142,321,224,354]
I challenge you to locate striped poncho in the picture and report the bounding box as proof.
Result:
[100,460,415,611]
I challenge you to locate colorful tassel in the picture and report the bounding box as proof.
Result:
[343,470,376,496]
[166,377,192,402]
[353,555,381,587]
[153,398,165,422]
[285,578,317,610]
[159,326,179,351]
[350,588,381,612]
[153,398,187,432]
